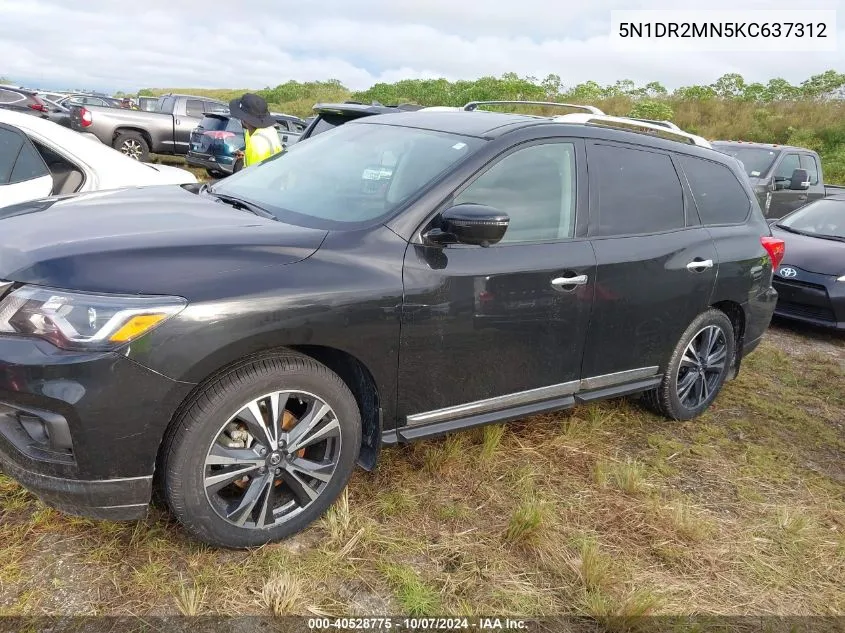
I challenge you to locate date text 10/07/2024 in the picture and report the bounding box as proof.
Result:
[307,618,529,630]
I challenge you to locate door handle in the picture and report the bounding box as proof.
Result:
[551,274,588,290]
[686,259,714,272]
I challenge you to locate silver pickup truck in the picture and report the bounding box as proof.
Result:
[69,94,228,161]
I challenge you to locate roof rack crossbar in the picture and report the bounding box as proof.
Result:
[463,100,604,115]
[553,113,711,148]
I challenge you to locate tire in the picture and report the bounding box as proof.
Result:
[643,308,735,421]
[113,131,149,162]
[162,352,361,548]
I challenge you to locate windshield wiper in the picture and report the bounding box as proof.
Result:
[208,191,278,221]
[774,224,804,235]
[814,234,845,243]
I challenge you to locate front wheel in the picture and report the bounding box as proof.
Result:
[643,309,735,421]
[162,352,361,548]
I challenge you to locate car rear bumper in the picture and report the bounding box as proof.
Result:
[186,152,234,174]
[0,333,193,521]
[772,268,845,330]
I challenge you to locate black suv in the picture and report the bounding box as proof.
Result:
[0,109,781,548]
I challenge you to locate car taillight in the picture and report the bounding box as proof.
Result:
[80,108,93,127]
[204,131,236,140]
[29,103,47,112]
[761,236,785,268]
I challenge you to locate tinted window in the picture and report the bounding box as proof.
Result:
[590,144,684,236]
[309,114,352,137]
[679,156,750,225]
[213,123,482,227]
[186,99,205,118]
[10,140,49,183]
[455,143,576,243]
[774,153,800,181]
[800,154,820,185]
[0,128,25,183]
[0,89,24,104]
[204,101,227,114]
[275,120,290,132]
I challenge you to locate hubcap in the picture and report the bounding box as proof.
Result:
[203,391,341,530]
[121,139,142,160]
[676,325,728,409]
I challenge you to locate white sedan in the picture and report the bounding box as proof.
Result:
[0,109,196,208]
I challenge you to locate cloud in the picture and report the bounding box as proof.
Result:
[0,0,842,93]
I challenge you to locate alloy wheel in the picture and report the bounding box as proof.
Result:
[121,139,143,160]
[676,325,728,409]
[203,391,341,530]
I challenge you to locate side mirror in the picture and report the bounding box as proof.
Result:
[424,203,509,247]
[789,168,810,190]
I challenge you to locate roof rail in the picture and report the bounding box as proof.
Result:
[463,100,605,115]
[554,113,711,148]
[624,118,681,131]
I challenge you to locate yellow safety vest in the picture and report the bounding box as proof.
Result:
[244,126,283,167]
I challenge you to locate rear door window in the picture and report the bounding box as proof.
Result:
[157,97,175,113]
[589,143,685,236]
[10,140,50,183]
[678,155,751,225]
[0,127,25,183]
[186,100,206,118]
[800,154,820,185]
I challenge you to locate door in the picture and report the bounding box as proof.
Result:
[769,152,806,218]
[0,124,53,208]
[398,139,596,424]
[580,142,718,380]
[173,99,206,152]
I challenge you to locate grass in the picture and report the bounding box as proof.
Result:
[0,329,843,617]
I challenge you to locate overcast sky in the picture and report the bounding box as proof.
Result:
[1,0,842,93]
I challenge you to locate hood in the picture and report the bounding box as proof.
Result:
[771,226,845,276]
[0,186,328,296]
[139,163,198,185]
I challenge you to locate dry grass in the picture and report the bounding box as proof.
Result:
[0,329,843,617]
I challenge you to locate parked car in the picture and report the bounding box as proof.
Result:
[299,101,425,140]
[712,141,845,218]
[0,86,50,118]
[69,94,229,161]
[0,109,196,208]
[768,194,845,329]
[186,112,306,177]
[37,91,70,104]
[0,107,780,548]
[57,93,123,110]
[41,97,72,128]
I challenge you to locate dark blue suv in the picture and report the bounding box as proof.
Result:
[186,112,306,177]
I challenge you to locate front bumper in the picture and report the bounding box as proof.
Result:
[772,266,845,330]
[0,334,194,520]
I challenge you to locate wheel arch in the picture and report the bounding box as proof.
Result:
[112,127,153,151]
[153,344,383,497]
[710,299,746,379]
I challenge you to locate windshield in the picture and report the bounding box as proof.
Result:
[715,146,779,178]
[211,122,483,227]
[778,199,845,239]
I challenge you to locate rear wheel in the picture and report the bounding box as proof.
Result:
[162,352,361,548]
[643,309,735,421]
[113,131,149,162]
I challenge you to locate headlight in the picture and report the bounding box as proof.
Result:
[0,286,186,351]
[838,275,845,282]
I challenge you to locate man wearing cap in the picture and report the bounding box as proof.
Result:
[229,93,283,169]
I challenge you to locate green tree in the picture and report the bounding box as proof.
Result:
[673,85,716,100]
[799,70,845,99]
[712,73,746,98]
[138,88,155,96]
[628,101,674,121]
[0,76,13,85]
